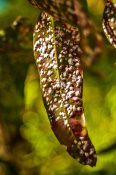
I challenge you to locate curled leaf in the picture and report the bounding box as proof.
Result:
[33,12,97,166]
[103,0,116,48]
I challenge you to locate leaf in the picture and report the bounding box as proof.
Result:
[33,12,97,167]
[27,0,92,34]
[28,0,103,67]
[103,0,116,48]
[28,0,88,23]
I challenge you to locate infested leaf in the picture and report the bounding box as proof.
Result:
[33,12,97,167]
[28,0,103,66]
[28,0,88,27]
[103,0,116,48]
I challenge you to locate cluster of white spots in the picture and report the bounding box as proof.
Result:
[68,136,97,166]
[33,12,70,129]
[48,0,77,24]
[55,24,83,119]
[103,0,116,48]
[29,0,79,26]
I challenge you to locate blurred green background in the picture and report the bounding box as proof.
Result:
[0,0,116,175]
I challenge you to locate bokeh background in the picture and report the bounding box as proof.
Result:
[0,0,116,175]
